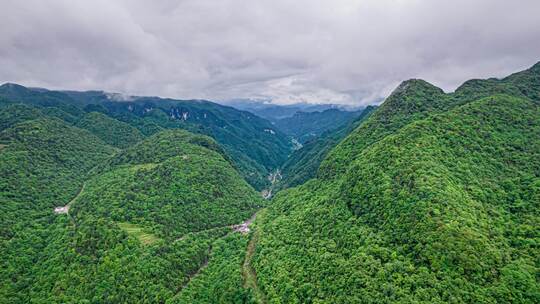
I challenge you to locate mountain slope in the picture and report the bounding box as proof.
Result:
[250,63,540,303]
[74,130,263,239]
[0,123,263,302]
[0,117,114,225]
[0,83,84,118]
[98,97,292,177]
[0,84,293,190]
[320,79,449,179]
[0,117,116,302]
[76,111,145,148]
[0,103,44,131]
[253,94,539,303]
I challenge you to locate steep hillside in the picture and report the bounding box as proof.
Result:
[0,103,44,131]
[75,130,263,239]
[253,94,539,303]
[0,118,114,227]
[63,90,293,173]
[273,108,363,143]
[249,63,540,303]
[0,117,116,302]
[320,79,450,179]
[76,111,145,148]
[454,61,540,102]
[0,122,263,302]
[98,97,292,180]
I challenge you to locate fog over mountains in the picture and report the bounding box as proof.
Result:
[2,1,540,105]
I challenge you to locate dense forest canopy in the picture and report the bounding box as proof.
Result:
[252,62,540,303]
[0,62,539,303]
[0,84,292,190]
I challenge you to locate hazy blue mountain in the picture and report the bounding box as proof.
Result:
[225,98,361,121]
[276,105,376,191]
[272,108,365,143]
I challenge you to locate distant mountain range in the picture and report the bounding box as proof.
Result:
[224,98,363,121]
[226,99,367,145]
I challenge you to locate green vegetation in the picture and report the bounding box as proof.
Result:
[0,117,114,237]
[251,62,540,303]
[72,93,292,189]
[0,85,293,189]
[0,117,115,303]
[1,62,539,303]
[169,233,255,304]
[0,83,84,118]
[319,79,450,179]
[0,103,43,131]
[76,111,145,148]
[73,130,263,239]
[0,107,263,302]
[117,222,160,245]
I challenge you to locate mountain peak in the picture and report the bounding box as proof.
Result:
[391,79,444,97]
[381,79,445,113]
[0,82,28,90]
[0,83,33,99]
[530,61,540,72]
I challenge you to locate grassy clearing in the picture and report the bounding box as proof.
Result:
[132,163,159,170]
[118,222,159,245]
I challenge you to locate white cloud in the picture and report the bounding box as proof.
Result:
[1,0,539,105]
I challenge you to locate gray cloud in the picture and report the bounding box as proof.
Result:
[1,0,539,105]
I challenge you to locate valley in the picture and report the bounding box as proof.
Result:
[0,62,539,303]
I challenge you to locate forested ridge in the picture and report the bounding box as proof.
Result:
[251,62,540,303]
[0,62,539,303]
[0,110,263,302]
[0,84,292,190]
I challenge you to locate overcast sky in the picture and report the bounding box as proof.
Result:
[1,0,539,105]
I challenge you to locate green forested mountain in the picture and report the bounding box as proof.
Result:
[76,111,145,148]
[0,62,539,303]
[0,83,84,118]
[74,130,262,239]
[0,103,44,131]
[97,97,291,189]
[0,113,263,302]
[250,63,540,303]
[0,117,115,232]
[0,116,116,302]
[0,84,293,189]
